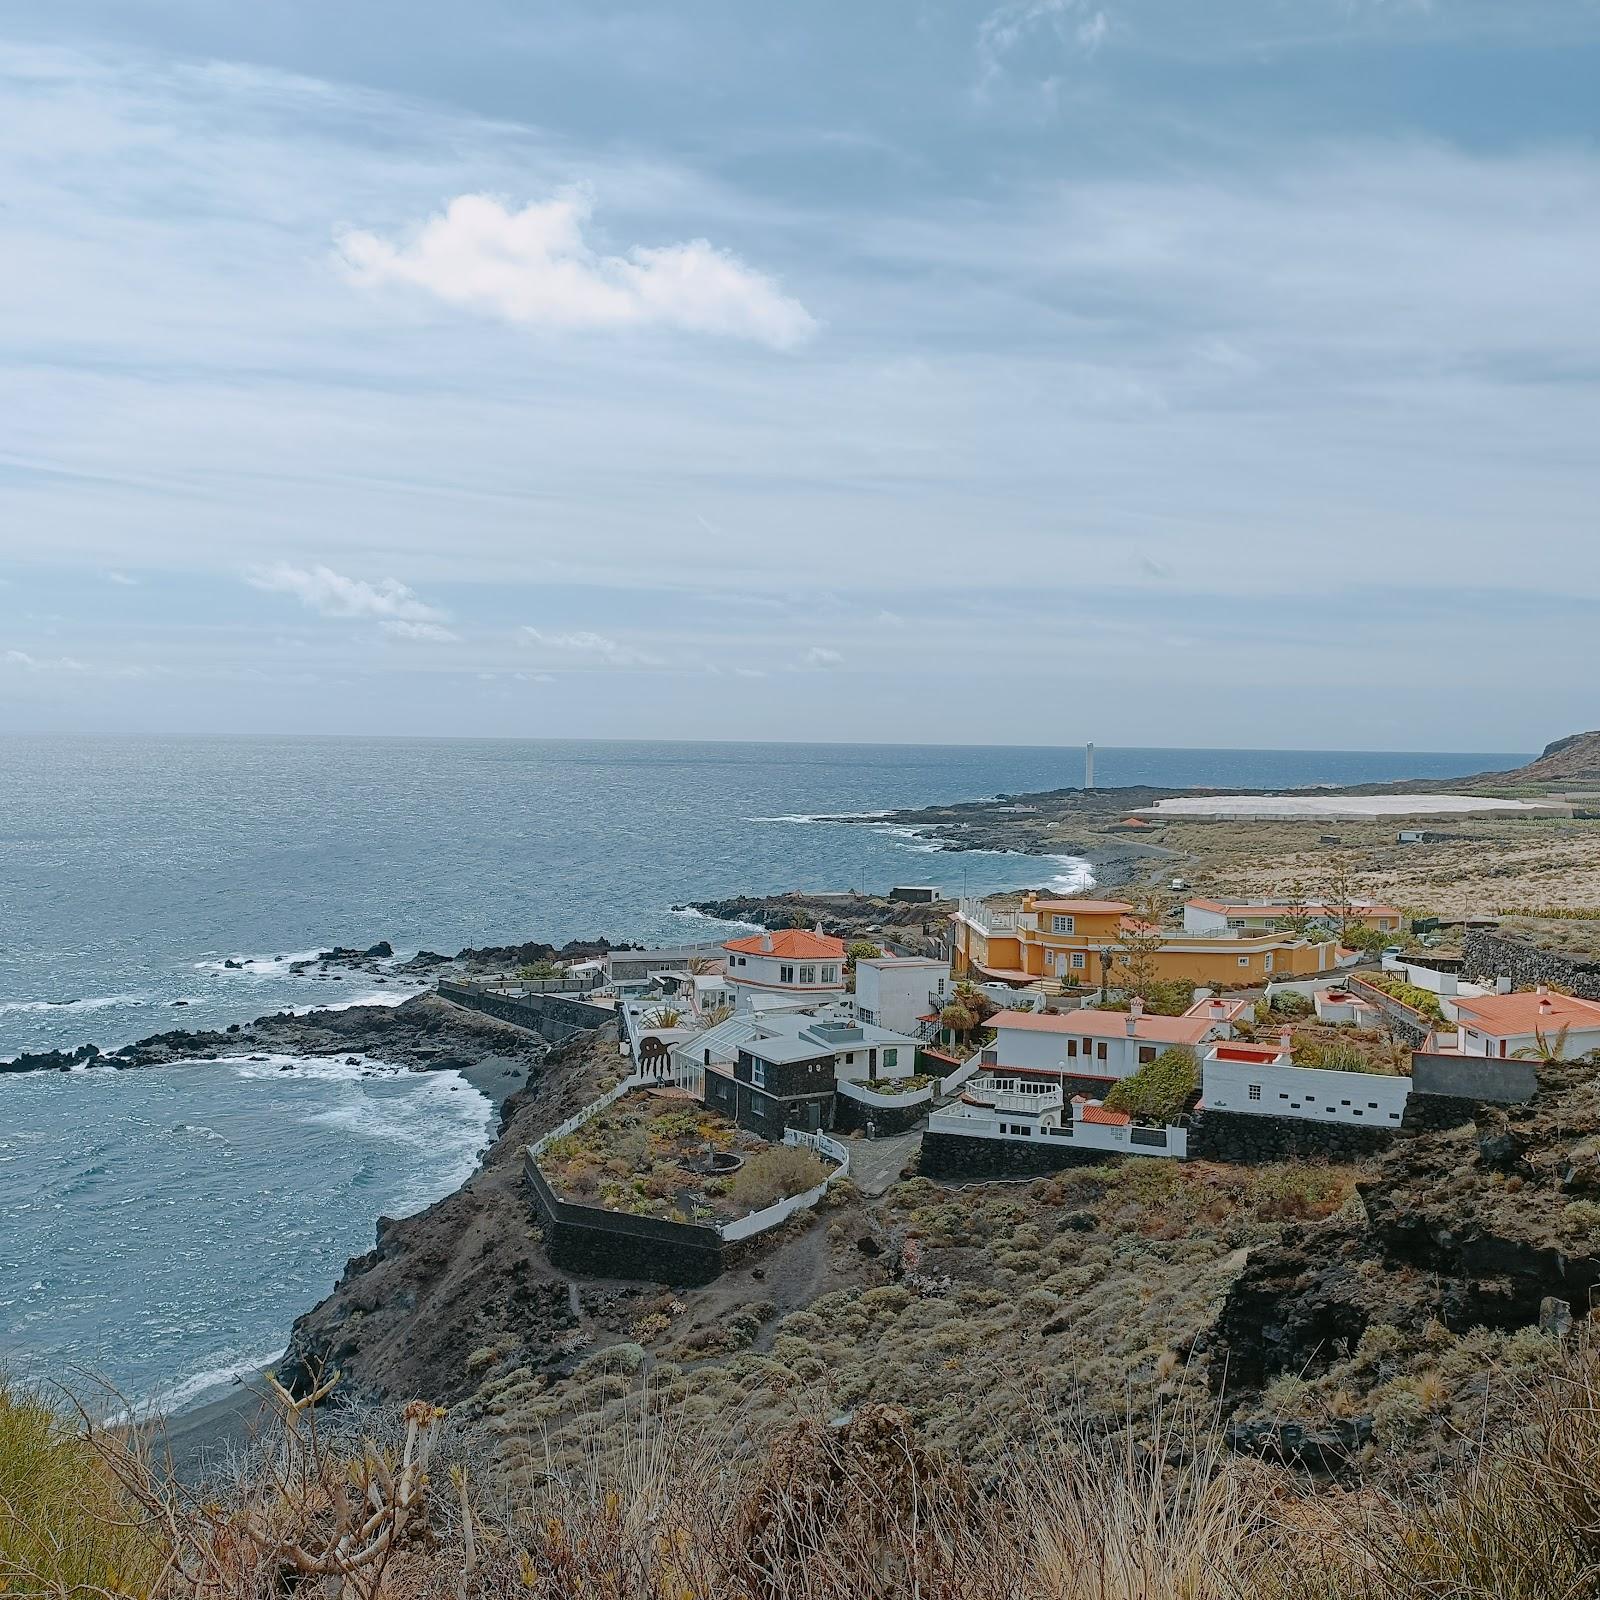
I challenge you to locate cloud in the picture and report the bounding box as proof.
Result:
[380,619,459,643]
[3,647,87,672]
[521,626,662,666]
[248,563,447,623]
[977,0,1110,91]
[104,570,138,586]
[800,646,844,668]
[335,192,817,350]
[733,666,768,679]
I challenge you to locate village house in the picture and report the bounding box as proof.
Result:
[853,954,950,1036]
[681,1009,921,1138]
[951,893,1339,989]
[1181,898,1403,936]
[1200,1034,1412,1126]
[1451,987,1600,1060]
[721,928,847,1007]
[974,1000,1233,1089]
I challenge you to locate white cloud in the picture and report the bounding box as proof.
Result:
[248,563,447,623]
[104,570,138,586]
[521,626,663,666]
[335,192,817,350]
[733,666,768,679]
[800,646,844,668]
[3,647,87,672]
[380,619,459,643]
[977,0,1110,90]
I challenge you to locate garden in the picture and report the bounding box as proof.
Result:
[537,1093,831,1224]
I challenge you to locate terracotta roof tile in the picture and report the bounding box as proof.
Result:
[723,929,846,960]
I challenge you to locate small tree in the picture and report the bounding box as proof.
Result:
[1342,922,1389,957]
[1102,1047,1198,1123]
[1513,1025,1571,1063]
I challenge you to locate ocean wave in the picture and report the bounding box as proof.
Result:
[113,1345,288,1422]
[747,809,892,823]
[284,986,425,1017]
[192,948,329,977]
[665,906,764,931]
[0,993,147,1016]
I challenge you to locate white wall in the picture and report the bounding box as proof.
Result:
[855,960,948,1036]
[1203,1057,1411,1125]
[1458,1023,1600,1060]
[1183,904,1230,934]
[989,1022,1143,1078]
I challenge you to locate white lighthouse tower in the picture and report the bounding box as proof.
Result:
[1084,742,1095,790]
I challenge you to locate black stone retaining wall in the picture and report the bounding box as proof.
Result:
[1462,930,1600,1002]
[919,1130,1120,1181]
[439,983,617,1044]
[1402,1094,1486,1133]
[833,1093,928,1136]
[523,1155,725,1284]
[1187,1109,1396,1164]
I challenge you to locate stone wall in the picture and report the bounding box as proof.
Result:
[1401,1094,1486,1134]
[439,983,617,1044]
[1462,929,1600,1002]
[523,1156,724,1285]
[1187,1109,1396,1164]
[833,1093,927,1136]
[919,1129,1119,1181]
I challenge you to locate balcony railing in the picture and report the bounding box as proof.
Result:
[963,1078,1064,1116]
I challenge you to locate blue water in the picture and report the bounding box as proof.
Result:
[0,735,1524,1411]
[0,736,1524,1060]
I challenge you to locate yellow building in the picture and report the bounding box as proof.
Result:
[950,893,1339,988]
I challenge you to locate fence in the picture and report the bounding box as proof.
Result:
[718,1129,851,1242]
[836,1077,935,1111]
[439,980,617,1041]
[939,1049,987,1095]
[524,1074,849,1271]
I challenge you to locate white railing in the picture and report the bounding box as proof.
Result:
[957,897,1015,935]
[528,1068,654,1157]
[939,1048,988,1096]
[716,1129,850,1242]
[837,1077,934,1109]
[927,1105,1187,1160]
[964,1082,1064,1116]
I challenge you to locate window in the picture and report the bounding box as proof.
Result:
[751,1061,766,1087]
[1264,954,1275,973]
[844,1052,855,1064]
[1096,1042,1108,1062]
[1228,919,1246,930]
[704,1048,712,1065]
[1051,914,1075,934]
[1138,1046,1157,1064]
[1070,952,1087,970]
[883,1048,898,1069]
[1238,957,1250,968]
[750,1092,767,1115]
[780,964,795,983]
[1065,1039,1078,1058]
[1247,1084,1262,1101]
[798,964,817,984]
[823,965,837,983]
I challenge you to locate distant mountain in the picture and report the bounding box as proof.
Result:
[1491,731,1600,785]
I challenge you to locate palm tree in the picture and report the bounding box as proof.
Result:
[1513,1025,1571,1063]
[642,1006,684,1028]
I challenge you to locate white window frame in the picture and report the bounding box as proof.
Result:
[1051,914,1076,934]
[1069,952,1087,970]
[750,1061,766,1088]
[798,964,817,985]
[1238,956,1250,968]
[820,965,837,983]
[883,1048,898,1069]
[780,964,795,983]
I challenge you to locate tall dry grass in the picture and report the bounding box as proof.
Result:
[10,1341,1600,1599]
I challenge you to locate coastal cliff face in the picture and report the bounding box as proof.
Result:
[1499,730,1600,784]
[278,1028,646,1405]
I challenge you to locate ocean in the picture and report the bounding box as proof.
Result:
[0,735,1524,1410]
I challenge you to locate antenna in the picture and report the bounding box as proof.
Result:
[1084,742,1095,791]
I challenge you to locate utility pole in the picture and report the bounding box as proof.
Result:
[1085,742,1095,791]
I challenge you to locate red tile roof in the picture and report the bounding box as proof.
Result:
[989,1008,1213,1045]
[723,929,846,960]
[1079,1103,1132,1126]
[1032,897,1135,914]
[1454,991,1600,1037]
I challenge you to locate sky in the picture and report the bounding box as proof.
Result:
[1,1,1597,749]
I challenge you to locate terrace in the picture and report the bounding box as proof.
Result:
[535,1090,830,1226]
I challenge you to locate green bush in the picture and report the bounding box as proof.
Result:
[1102,1047,1197,1123]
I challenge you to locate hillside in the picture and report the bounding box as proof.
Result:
[1492,730,1600,785]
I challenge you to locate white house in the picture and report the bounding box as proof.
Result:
[929,1076,1187,1157]
[1183,898,1403,936]
[1452,988,1600,1061]
[668,1006,919,1098]
[854,955,950,1036]
[1314,988,1381,1026]
[1201,1037,1411,1126]
[977,1002,1224,1085]
[721,929,848,1007]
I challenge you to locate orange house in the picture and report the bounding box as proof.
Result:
[951,893,1338,988]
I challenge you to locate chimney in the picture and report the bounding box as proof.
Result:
[1130,996,1145,1017]
[1278,1025,1294,1064]
[760,932,773,954]
[1538,985,1553,1015]
[1211,999,1227,1020]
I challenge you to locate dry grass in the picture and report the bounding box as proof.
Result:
[21,1346,1600,1600]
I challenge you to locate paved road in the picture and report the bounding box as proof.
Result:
[848,1127,924,1196]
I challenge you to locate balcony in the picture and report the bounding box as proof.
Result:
[962,1077,1064,1116]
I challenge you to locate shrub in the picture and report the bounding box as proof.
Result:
[728,1144,830,1212]
[1103,1047,1197,1123]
